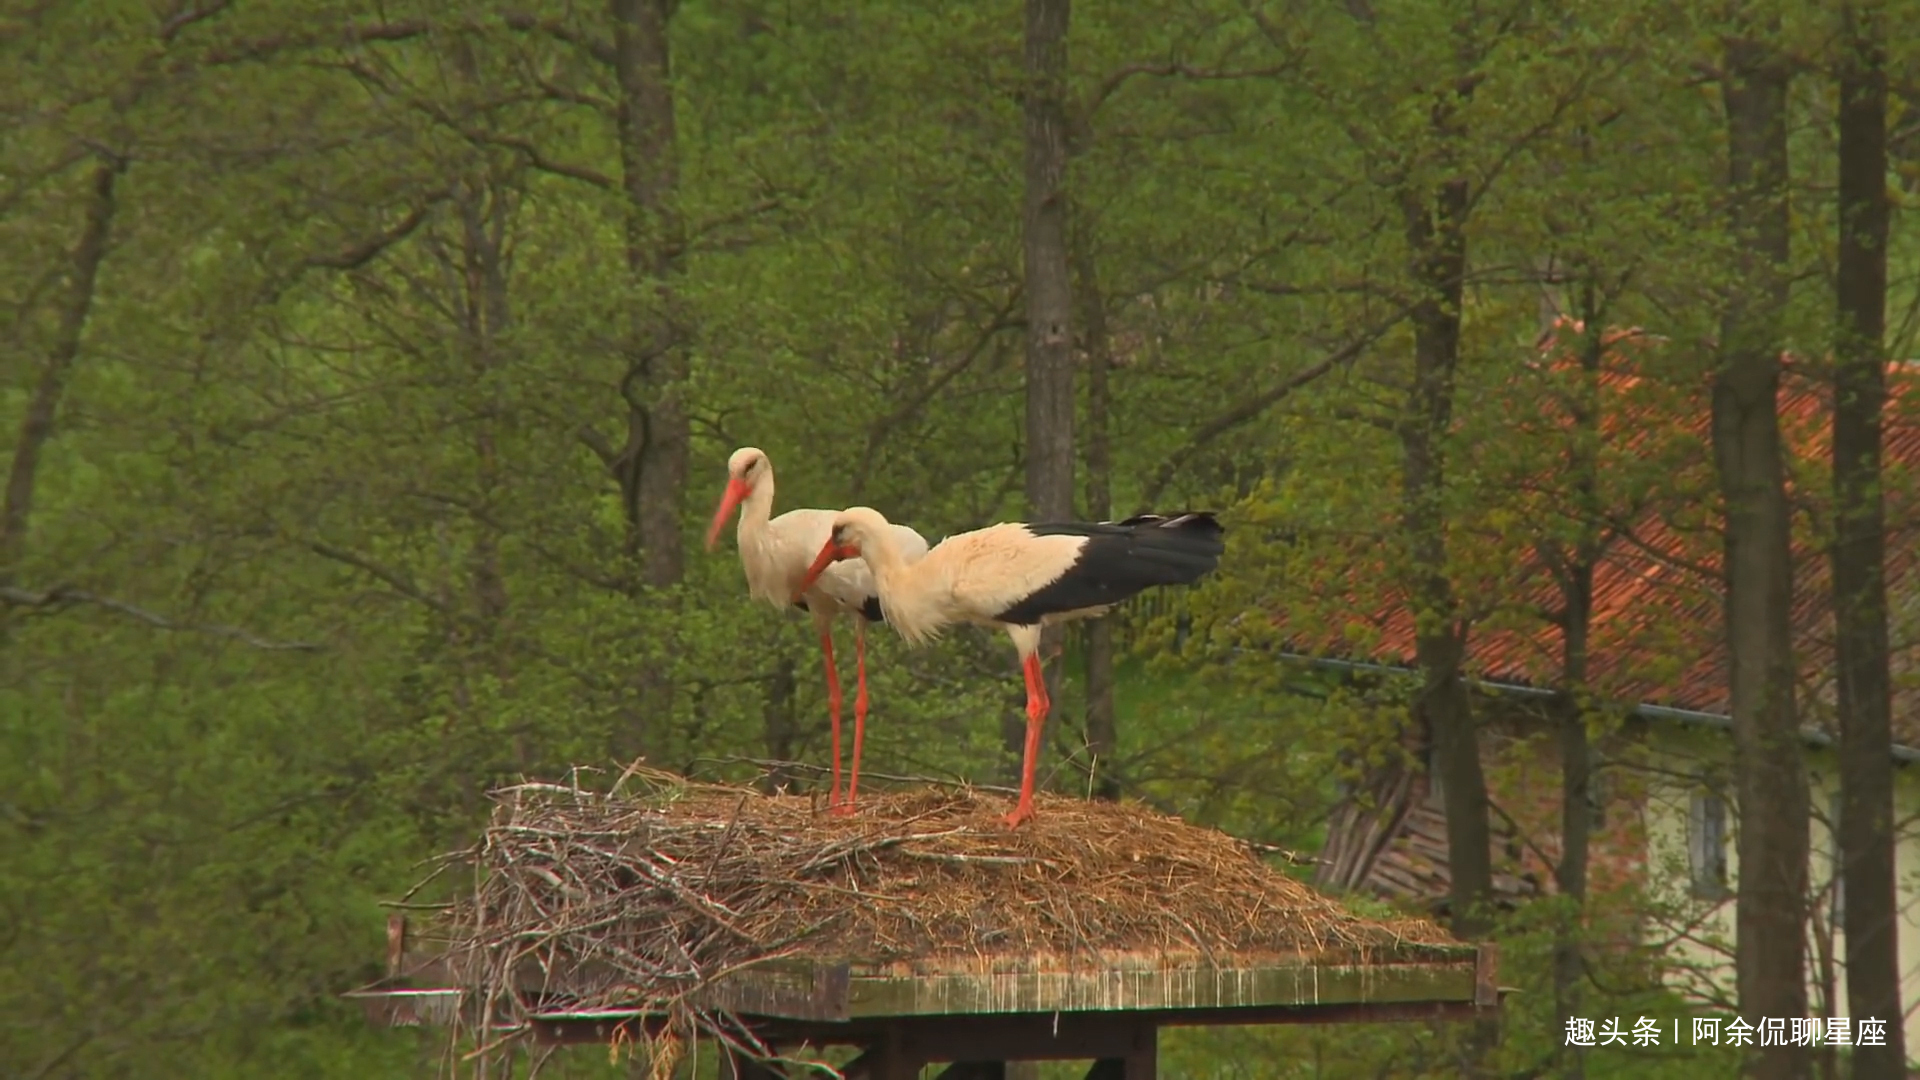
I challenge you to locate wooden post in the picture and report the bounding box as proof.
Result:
[846,1024,922,1080]
[1474,941,1500,1008]
[1124,1021,1156,1080]
[385,913,407,978]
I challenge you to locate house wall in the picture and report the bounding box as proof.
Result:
[1339,700,1650,924]
[1643,725,1920,1058]
[1478,722,1650,901]
[1316,689,1920,1058]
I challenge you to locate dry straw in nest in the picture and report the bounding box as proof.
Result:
[418,766,1455,1065]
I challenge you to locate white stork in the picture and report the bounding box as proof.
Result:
[795,506,1225,827]
[705,448,930,813]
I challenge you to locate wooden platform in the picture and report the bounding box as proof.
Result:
[348,931,1502,1078]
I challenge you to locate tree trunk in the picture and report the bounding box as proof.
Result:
[608,0,689,590]
[1399,171,1492,941]
[454,173,519,763]
[1,160,119,589]
[1833,17,1904,1079]
[607,0,688,762]
[1021,0,1075,527]
[1553,303,1606,1080]
[1072,217,1119,801]
[1716,35,1809,1080]
[1015,0,1075,782]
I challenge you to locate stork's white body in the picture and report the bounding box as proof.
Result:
[841,522,1091,655]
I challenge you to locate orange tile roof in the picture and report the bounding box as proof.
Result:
[1287,322,1920,742]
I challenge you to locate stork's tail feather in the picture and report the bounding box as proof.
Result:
[989,512,1225,626]
[1113,510,1226,585]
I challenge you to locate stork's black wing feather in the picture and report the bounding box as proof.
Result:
[993,512,1225,625]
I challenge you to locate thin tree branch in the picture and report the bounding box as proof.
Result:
[577,425,619,469]
[848,291,1024,498]
[198,19,431,66]
[1136,306,1420,508]
[301,540,618,693]
[670,197,786,259]
[303,191,451,270]
[463,131,618,191]
[406,489,634,596]
[1,585,322,651]
[158,0,231,43]
[500,11,617,67]
[0,146,90,219]
[1082,55,1298,121]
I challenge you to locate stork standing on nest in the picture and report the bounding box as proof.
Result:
[706,448,929,813]
[796,507,1225,827]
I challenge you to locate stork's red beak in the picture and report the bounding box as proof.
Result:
[705,477,752,551]
[794,538,860,601]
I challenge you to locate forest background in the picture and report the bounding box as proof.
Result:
[6,0,1919,1077]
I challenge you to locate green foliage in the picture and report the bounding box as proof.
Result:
[7,0,1920,1075]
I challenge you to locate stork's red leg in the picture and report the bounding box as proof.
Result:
[1004,652,1050,828]
[835,620,870,817]
[819,624,844,807]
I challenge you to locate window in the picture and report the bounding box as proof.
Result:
[1587,763,1607,831]
[1689,792,1729,899]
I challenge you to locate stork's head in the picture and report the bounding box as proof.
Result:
[794,506,889,600]
[705,447,770,551]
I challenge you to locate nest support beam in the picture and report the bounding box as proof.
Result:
[827,1015,1157,1080]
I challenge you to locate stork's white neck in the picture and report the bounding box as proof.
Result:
[737,469,776,538]
[734,470,784,604]
[854,525,940,645]
[855,523,909,582]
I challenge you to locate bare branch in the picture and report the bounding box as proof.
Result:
[302,539,618,693]
[199,19,431,66]
[671,197,786,259]
[1136,307,1420,508]
[158,0,231,43]
[1083,55,1296,121]
[304,540,450,613]
[1600,512,1724,584]
[303,191,450,270]
[0,146,89,220]
[532,75,614,115]
[406,489,634,596]
[848,291,1023,498]
[3,161,119,574]
[500,11,616,67]
[577,425,619,469]
[463,131,618,191]
[1,585,322,651]
[1238,279,1400,301]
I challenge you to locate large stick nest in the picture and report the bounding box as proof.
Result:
[419,768,1456,1059]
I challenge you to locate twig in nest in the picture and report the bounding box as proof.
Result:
[410,768,1460,1074]
[898,850,1044,867]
